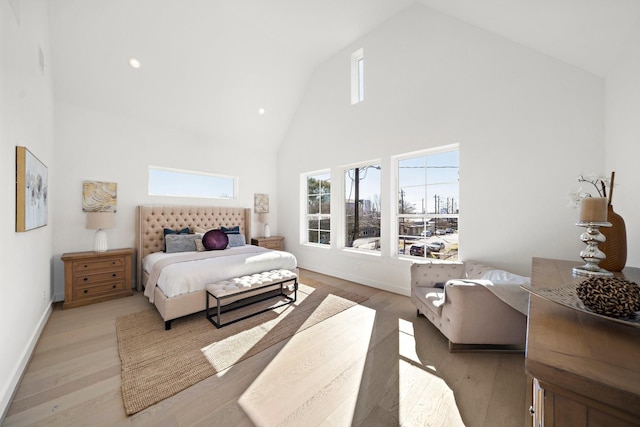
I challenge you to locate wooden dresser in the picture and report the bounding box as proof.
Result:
[251,236,284,251]
[62,248,133,309]
[526,257,640,426]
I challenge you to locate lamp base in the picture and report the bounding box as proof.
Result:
[572,222,613,278]
[94,229,108,252]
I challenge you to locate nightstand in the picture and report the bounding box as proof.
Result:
[61,248,133,309]
[251,236,284,251]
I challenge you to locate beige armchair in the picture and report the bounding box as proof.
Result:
[410,260,529,352]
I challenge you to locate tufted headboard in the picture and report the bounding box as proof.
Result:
[135,205,251,290]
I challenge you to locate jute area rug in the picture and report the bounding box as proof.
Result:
[115,279,368,415]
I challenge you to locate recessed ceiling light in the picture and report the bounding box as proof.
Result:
[128,57,141,69]
[258,108,265,115]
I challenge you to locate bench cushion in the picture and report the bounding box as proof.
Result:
[206,269,297,298]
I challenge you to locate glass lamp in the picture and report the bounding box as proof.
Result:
[86,211,115,252]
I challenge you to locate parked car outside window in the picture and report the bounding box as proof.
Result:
[426,241,445,252]
[410,244,431,257]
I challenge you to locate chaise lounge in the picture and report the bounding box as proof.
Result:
[411,260,530,352]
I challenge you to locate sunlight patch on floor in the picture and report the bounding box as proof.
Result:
[238,304,376,426]
[200,291,308,372]
[398,318,465,426]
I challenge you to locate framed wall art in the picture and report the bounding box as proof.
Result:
[83,181,117,212]
[16,146,48,232]
[254,193,269,214]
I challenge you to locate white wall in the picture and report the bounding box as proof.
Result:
[278,5,605,295]
[0,0,55,417]
[51,102,279,300]
[605,24,640,269]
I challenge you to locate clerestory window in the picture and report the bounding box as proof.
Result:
[351,48,364,104]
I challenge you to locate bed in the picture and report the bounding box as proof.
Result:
[135,205,298,329]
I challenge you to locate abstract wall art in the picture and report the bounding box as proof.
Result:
[83,181,117,212]
[16,146,48,232]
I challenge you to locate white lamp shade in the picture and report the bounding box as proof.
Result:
[86,211,115,230]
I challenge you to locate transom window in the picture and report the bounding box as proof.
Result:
[148,166,236,199]
[305,172,331,245]
[396,146,459,260]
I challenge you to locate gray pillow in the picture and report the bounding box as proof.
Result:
[226,233,246,248]
[165,234,198,253]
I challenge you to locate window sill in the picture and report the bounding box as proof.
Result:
[301,243,331,250]
[341,248,381,257]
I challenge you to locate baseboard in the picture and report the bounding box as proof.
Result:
[0,302,53,423]
[298,262,409,297]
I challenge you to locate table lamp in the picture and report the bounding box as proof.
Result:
[86,211,115,252]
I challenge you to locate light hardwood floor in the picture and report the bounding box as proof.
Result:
[3,269,528,427]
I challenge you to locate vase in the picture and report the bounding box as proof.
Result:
[599,204,627,271]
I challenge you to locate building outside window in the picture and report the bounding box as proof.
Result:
[305,172,331,245]
[344,163,381,252]
[396,146,459,260]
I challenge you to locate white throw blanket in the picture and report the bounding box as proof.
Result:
[448,269,531,315]
[143,246,298,303]
[478,269,530,315]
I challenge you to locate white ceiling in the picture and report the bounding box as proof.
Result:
[47,0,640,151]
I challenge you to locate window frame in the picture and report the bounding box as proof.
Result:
[302,171,332,246]
[350,48,364,104]
[394,144,459,260]
[148,165,237,199]
[343,161,382,253]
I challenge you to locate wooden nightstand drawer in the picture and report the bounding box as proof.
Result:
[74,280,126,300]
[251,236,284,251]
[62,248,133,309]
[73,257,124,273]
[261,240,283,250]
[73,269,124,286]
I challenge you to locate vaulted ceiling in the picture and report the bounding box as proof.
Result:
[48,0,640,151]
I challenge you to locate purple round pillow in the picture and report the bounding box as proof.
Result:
[202,229,229,250]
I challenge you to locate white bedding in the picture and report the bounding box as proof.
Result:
[143,246,298,301]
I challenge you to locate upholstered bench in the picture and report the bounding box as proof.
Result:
[205,269,298,328]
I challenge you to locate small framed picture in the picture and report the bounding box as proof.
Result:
[254,193,269,214]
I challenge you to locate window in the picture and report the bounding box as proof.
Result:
[396,146,459,260]
[345,163,381,252]
[351,48,364,104]
[305,172,331,245]
[148,166,236,199]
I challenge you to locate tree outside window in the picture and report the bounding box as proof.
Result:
[306,173,331,245]
[345,164,381,252]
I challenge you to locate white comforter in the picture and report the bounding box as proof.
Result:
[143,246,298,302]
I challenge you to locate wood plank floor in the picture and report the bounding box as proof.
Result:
[3,269,528,427]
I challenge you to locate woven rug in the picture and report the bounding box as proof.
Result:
[115,279,368,415]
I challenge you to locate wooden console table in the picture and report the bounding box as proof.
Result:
[526,257,640,426]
